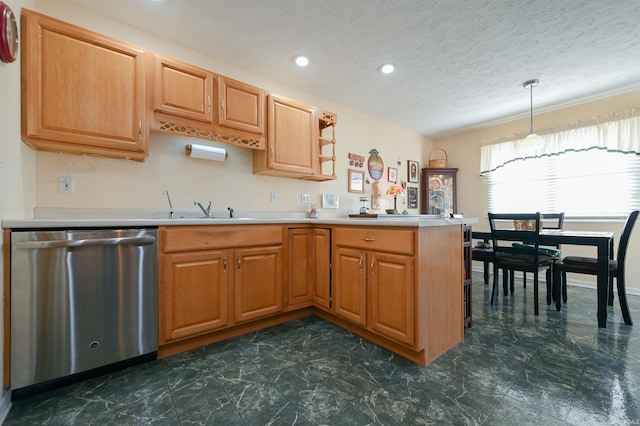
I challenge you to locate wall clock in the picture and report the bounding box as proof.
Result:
[0,1,18,63]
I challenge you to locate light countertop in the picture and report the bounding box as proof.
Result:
[2,209,477,229]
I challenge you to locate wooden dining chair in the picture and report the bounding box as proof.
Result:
[554,210,639,325]
[472,235,494,285]
[512,212,564,302]
[489,212,556,315]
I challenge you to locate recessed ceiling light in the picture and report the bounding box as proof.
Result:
[293,55,309,67]
[379,63,395,74]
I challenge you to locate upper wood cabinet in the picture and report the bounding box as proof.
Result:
[218,76,265,134]
[153,54,214,123]
[253,95,337,180]
[253,94,317,177]
[21,9,150,161]
[151,54,266,149]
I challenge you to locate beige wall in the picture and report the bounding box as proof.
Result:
[434,90,640,292]
[0,0,36,410]
[31,1,431,218]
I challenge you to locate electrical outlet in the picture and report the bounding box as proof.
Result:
[270,191,278,202]
[59,177,74,194]
[301,193,311,204]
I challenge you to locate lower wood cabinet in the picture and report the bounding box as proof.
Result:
[234,245,283,323]
[287,227,331,310]
[333,247,367,326]
[160,250,229,343]
[158,223,463,366]
[159,225,283,346]
[368,251,415,345]
[331,225,463,364]
[333,241,414,345]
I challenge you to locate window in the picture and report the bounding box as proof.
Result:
[481,110,640,218]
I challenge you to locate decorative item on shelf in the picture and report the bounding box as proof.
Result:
[428,148,448,168]
[348,152,365,168]
[372,181,381,209]
[359,196,369,214]
[386,185,405,214]
[186,143,227,161]
[309,204,319,219]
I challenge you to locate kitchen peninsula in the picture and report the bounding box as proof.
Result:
[3,214,472,373]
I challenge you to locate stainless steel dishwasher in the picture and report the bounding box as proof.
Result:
[11,228,158,398]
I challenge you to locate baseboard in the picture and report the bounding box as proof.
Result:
[471,265,640,296]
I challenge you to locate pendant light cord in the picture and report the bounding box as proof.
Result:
[529,83,534,135]
[523,79,539,136]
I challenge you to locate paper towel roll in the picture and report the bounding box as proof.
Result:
[186,144,228,161]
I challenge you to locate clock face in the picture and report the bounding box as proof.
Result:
[0,1,18,63]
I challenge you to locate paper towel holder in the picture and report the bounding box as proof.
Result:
[185,143,228,161]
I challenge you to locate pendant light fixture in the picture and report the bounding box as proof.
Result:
[523,79,544,144]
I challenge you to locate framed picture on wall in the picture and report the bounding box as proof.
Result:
[388,167,398,183]
[348,169,365,193]
[408,186,418,209]
[408,160,419,183]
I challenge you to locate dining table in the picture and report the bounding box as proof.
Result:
[472,229,617,328]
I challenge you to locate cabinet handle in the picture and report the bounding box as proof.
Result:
[370,257,375,277]
[207,95,211,113]
[361,237,376,242]
[221,99,225,116]
[138,121,142,140]
[359,255,363,274]
[223,257,227,273]
[237,256,241,271]
[270,147,274,159]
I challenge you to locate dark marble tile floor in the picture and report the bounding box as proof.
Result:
[5,271,640,425]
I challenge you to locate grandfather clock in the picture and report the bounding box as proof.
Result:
[420,168,458,216]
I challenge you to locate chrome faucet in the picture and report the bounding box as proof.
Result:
[195,201,212,218]
[163,190,174,219]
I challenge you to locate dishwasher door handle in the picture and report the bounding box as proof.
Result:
[15,236,157,250]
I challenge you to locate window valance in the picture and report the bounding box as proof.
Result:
[480,109,640,175]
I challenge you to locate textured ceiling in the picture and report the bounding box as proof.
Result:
[61,0,640,138]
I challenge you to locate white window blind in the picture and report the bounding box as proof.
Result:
[482,110,640,218]
[486,149,640,217]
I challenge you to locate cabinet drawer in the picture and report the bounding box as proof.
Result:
[334,227,414,255]
[161,225,283,252]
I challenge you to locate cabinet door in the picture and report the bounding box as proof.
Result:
[234,246,283,323]
[21,10,149,160]
[160,250,229,344]
[154,54,214,123]
[333,247,367,326]
[267,95,317,175]
[288,229,313,308]
[313,228,332,310]
[218,76,265,134]
[369,252,415,345]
